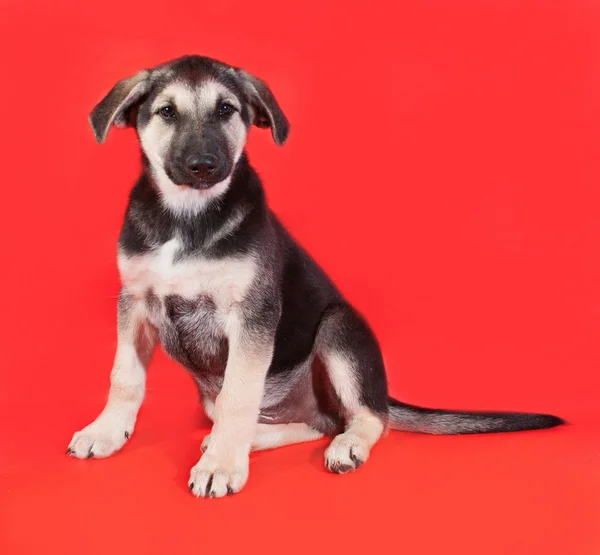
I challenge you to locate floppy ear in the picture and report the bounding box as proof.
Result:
[89,70,152,144]
[236,69,290,146]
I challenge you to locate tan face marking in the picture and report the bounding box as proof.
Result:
[139,80,248,216]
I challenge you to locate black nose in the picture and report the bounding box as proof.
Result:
[186,154,218,176]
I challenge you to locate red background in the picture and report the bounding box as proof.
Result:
[1,0,599,553]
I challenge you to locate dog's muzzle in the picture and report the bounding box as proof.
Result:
[167,153,229,190]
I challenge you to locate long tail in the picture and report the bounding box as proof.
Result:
[388,397,565,434]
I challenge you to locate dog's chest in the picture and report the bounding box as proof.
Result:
[118,239,255,303]
[118,238,256,369]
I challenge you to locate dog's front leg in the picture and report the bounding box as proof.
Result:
[67,293,156,459]
[189,316,273,498]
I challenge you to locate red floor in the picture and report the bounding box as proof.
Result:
[2,1,600,553]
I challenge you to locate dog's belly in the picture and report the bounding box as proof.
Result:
[147,292,228,375]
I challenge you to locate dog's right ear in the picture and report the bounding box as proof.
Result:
[89,70,152,144]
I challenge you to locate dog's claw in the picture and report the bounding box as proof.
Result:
[86,449,94,459]
[205,475,214,497]
[66,448,72,455]
[227,486,234,496]
[349,448,363,468]
[189,482,195,492]
[124,431,130,440]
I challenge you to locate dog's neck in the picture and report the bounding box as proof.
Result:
[119,152,268,257]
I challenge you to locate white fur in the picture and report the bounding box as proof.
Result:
[202,422,324,453]
[322,352,361,411]
[202,397,216,420]
[117,239,257,308]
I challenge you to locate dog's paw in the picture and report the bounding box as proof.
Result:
[188,451,249,498]
[324,432,369,474]
[67,417,132,459]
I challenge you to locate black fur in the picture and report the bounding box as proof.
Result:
[109,55,565,439]
[387,398,565,434]
[120,152,266,259]
[119,151,564,436]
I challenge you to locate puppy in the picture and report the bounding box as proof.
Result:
[67,55,564,498]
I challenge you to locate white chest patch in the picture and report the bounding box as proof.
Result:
[117,239,257,310]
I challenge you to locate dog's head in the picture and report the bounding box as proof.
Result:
[90,56,289,207]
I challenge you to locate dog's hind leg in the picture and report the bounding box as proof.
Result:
[316,304,389,474]
[202,422,324,453]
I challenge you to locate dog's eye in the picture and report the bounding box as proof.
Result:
[218,103,235,117]
[159,105,176,119]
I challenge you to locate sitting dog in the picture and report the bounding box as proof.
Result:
[67,55,564,498]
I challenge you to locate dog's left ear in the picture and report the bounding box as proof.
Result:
[235,69,290,146]
[89,70,152,144]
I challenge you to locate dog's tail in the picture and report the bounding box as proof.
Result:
[387,397,565,434]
